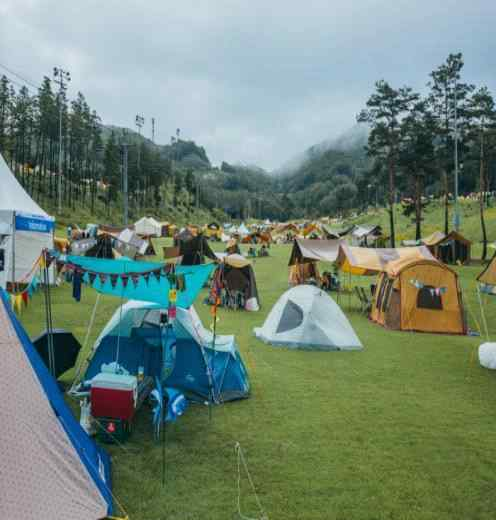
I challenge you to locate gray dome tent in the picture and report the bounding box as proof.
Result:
[254,285,362,351]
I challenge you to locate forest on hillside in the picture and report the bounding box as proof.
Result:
[1,52,495,234]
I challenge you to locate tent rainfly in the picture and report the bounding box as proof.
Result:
[254,285,363,350]
[288,238,342,285]
[79,301,250,402]
[370,257,466,334]
[176,233,217,265]
[288,239,342,265]
[0,153,55,287]
[336,244,435,276]
[0,288,114,519]
[213,253,260,311]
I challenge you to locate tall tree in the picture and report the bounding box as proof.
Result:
[358,80,418,246]
[465,87,496,260]
[428,53,474,233]
[398,100,436,239]
[103,131,120,216]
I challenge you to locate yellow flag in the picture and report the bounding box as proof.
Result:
[15,294,23,313]
[39,255,46,269]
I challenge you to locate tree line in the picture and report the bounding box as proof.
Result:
[358,52,496,258]
[0,72,204,221]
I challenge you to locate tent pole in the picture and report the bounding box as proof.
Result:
[162,399,166,487]
[11,211,15,289]
[348,271,351,311]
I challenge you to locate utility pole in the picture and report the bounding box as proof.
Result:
[151,117,155,143]
[135,114,144,211]
[121,130,129,226]
[453,77,460,231]
[53,67,71,214]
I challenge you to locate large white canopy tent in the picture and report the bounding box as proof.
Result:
[0,153,54,287]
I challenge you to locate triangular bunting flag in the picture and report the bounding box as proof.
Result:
[88,272,97,285]
[131,274,140,288]
[98,273,107,285]
[110,274,119,289]
[152,270,161,283]
[143,273,150,286]
[15,294,23,313]
[121,274,129,289]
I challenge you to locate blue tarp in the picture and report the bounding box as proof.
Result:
[57,254,215,307]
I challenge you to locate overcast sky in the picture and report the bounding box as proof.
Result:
[1,1,495,170]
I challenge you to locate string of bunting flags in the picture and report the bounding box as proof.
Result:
[50,252,186,303]
[409,278,447,295]
[6,251,50,313]
[7,275,41,313]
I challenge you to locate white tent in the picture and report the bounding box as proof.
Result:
[118,228,149,256]
[238,222,249,236]
[0,153,54,287]
[254,285,363,351]
[134,216,161,237]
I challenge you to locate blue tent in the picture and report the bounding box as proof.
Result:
[0,288,114,519]
[81,301,250,403]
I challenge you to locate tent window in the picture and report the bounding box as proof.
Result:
[382,280,394,312]
[276,300,304,334]
[417,286,443,310]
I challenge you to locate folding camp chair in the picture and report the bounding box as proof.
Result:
[354,286,365,313]
[359,287,372,314]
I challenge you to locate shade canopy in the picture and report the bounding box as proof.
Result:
[336,244,435,275]
[288,239,342,266]
[58,254,215,307]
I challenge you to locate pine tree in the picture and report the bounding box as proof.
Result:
[357,80,419,246]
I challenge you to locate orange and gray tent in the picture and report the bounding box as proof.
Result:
[370,257,466,334]
[423,230,471,265]
[336,244,435,276]
[477,252,496,294]
[288,239,342,285]
[289,239,342,265]
[0,288,115,519]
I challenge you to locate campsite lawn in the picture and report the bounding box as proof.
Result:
[20,240,496,520]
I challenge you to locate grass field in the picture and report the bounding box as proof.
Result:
[18,237,496,520]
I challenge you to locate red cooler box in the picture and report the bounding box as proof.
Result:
[91,373,138,421]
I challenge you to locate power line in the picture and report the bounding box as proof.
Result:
[0,73,32,92]
[0,62,40,90]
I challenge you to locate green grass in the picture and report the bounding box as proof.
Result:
[18,237,496,520]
